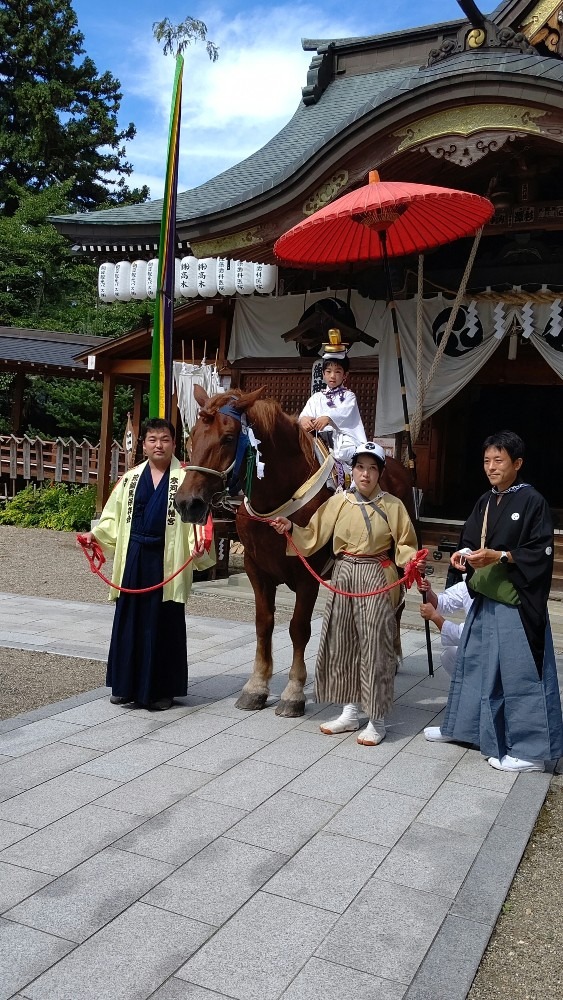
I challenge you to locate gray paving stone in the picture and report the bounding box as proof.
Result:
[331,728,410,765]
[0,803,144,875]
[114,795,246,865]
[316,877,450,984]
[0,743,102,799]
[416,780,507,839]
[94,763,212,816]
[375,821,482,897]
[249,730,333,771]
[199,696,260,719]
[494,770,552,832]
[5,847,174,943]
[49,698,129,726]
[143,711,237,748]
[150,982,231,1000]
[402,733,468,763]
[324,786,426,847]
[0,917,73,1000]
[446,750,519,791]
[176,892,336,1000]
[394,685,448,712]
[404,914,494,1000]
[265,831,387,911]
[187,675,246,699]
[194,759,299,811]
[285,754,380,804]
[0,819,34,850]
[61,714,169,751]
[368,751,454,799]
[279,957,407,999]
[167,733,267,774]
[22,901,212,1000]
[222,711,304,740]
[144,836,286,925]
[0,772,120,828]
[0,862,53,914]
[76,738,187,781]
[450,820,539,925]
[0,718,86,757]
[226,790,339,855]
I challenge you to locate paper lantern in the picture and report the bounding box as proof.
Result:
[216,258,237,296]
[197,257,218,298]
[146,258,159,300]
[254,263,277,294]
[114,261,132,301]
[235,260,254,295]
[130,260,148,299]
[174,259,182,298]
[98,263,116,302]
[180,255,198,298]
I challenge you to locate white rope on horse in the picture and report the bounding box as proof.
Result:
[411,226,483,442]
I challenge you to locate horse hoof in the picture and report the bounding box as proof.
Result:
[235,691,268,711]
[275,699,305,718]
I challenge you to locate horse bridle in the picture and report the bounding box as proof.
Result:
[182,403,245,488]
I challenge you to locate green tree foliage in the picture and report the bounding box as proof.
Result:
[153,15,219,60]
[0,185,151,331]
[0,0,149,216]
[23,377,135,441]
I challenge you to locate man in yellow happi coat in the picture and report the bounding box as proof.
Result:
[81,418,215,710]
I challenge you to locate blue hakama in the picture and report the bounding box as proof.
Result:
[442,597,563,761]
[106,464,188,706]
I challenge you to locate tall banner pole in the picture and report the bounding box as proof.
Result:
[149,54,184,419]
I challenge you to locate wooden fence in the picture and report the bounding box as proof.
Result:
[0,435,127,495]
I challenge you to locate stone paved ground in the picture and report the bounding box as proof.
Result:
[0,591,560,1000]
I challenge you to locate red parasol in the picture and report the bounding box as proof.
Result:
[274,174,494,267]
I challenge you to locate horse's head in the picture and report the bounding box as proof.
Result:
[175,385,265,523]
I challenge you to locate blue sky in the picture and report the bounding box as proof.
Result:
[72,0,464,199]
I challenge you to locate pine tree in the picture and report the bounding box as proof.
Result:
[0,0,148,215]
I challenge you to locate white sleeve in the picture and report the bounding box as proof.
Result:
[441,620,465,647]
[438,582,470,614]
[300,393,322,419]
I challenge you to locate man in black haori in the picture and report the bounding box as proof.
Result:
[425,430,563,772]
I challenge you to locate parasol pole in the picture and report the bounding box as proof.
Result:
[378,229,434,676]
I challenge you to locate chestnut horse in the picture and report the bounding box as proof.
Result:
[175,387,415,718]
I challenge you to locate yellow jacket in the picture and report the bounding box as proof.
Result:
[93,457,215,602]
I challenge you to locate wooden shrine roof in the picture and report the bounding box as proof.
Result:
[0,327,110,379]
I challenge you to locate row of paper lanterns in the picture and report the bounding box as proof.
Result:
[98,257,278,302]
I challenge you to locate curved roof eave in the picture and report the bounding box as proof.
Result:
[52,51,563,240]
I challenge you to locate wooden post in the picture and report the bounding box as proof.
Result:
[132,380,143,463]
[97,373,116,514]
[10,373,25,435]
[218,313,228,368]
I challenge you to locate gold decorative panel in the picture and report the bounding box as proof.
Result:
[394,105,546,152]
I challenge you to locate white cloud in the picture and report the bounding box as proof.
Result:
[121,5,372,197]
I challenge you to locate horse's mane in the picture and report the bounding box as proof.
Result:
[203,390,316,464]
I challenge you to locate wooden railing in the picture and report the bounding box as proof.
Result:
[0,435,127,493]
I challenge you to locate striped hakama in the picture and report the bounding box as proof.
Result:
[315,554,397,720]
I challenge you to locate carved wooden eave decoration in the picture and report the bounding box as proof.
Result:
[519,0,563,54]
[426,19,536,66]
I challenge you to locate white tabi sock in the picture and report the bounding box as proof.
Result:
[357,718,386,746]
[320,703,360,735]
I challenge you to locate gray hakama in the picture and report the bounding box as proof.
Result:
[441,597,563,761]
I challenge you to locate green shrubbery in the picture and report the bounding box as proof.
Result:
[0,483,96,531]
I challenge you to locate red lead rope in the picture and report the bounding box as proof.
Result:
[76,515,214,595]
[284,532,428,598]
